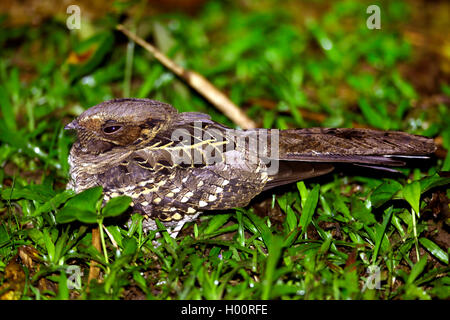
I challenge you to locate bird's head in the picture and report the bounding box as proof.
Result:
[65,98,177,155]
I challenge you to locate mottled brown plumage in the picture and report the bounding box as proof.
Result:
[65,98,436,236]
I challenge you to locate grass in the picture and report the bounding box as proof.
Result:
[0,0,449,300]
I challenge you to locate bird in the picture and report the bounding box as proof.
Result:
[65,98,436,237]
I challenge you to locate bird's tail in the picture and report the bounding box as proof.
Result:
[256,128,436,190]
[272,128,436,165]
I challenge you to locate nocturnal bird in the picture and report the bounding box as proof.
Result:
[65,98,436,237]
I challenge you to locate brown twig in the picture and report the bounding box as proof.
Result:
[116,24,257,129]
[87,227,101,288]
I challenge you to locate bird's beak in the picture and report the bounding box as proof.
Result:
[64,120,79,130]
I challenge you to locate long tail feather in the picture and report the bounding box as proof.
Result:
[274,128,435,165]
[261,128,436,188]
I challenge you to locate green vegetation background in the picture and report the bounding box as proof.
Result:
[0,0,449,299]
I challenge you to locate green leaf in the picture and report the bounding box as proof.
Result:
[359,98,388,130]
[123,237,138,256]
[276,194,288,213]
[56,187,103,224]
[262,235,284,300]
[132,270,148,290]
[282,227,301,248]
[319,231,332,254]
[419,174,450,194]
[155,219,176,247]
[286,206,298,232]
[372,206,393,263]
[442,150,450,171]
[69,32,115,81]
[351,197,376,225]
[194,223,199,239]
[106,225,123,248]
[391,212,406,238]
[127,213,144,237]
[64,186,103,213]
[407,256,427,284]
[203,214,232,235]
[57,271,69,300]
[43,228,56,262]
[332,194,352,221]
[0,224,9,247]
[1,185,56,203]
[299,184,320,235]
[246,212,273,247]
[242,215,259,235]
[53,227,71,264]
[296,181,309,208]
[403,181,421,214]
[0,85,16,131]
[0,122,57,166]
[102,196,131,218]
[419,238,449,264]
[392,71,417,99]
[370,179,403,208]
[56,207,98,224]
[236,209,245,247]
[33,190,76,217]
[319,195,333,217]
[27,229,45,249]
[137,64,164,98]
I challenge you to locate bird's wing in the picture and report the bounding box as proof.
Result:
[130,112,232,171]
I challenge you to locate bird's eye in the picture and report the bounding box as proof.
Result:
[103,125,122,134]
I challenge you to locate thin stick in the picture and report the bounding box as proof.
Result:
[117,24,257,130]
[103,224,119,250]
[87,227,101,287]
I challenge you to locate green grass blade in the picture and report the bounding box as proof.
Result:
[299,184,320,236]
[43,228,56,263]
[359,98,388,130]
[419,238,448,264]
[236,209,245,247]
[32,190,76,217]
[246,212,273,247]
[296,181,308,208]
[203,213,232,235]
[262,235,283,300]
[57,271,69,300]
[286,205,298,232]
[403,181,421,215]
[370,179,403,208]
[0,85,16,131]
[372,206,393,263]
[407,256,427,285]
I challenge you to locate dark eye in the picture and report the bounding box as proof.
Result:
[103,125,122,134]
